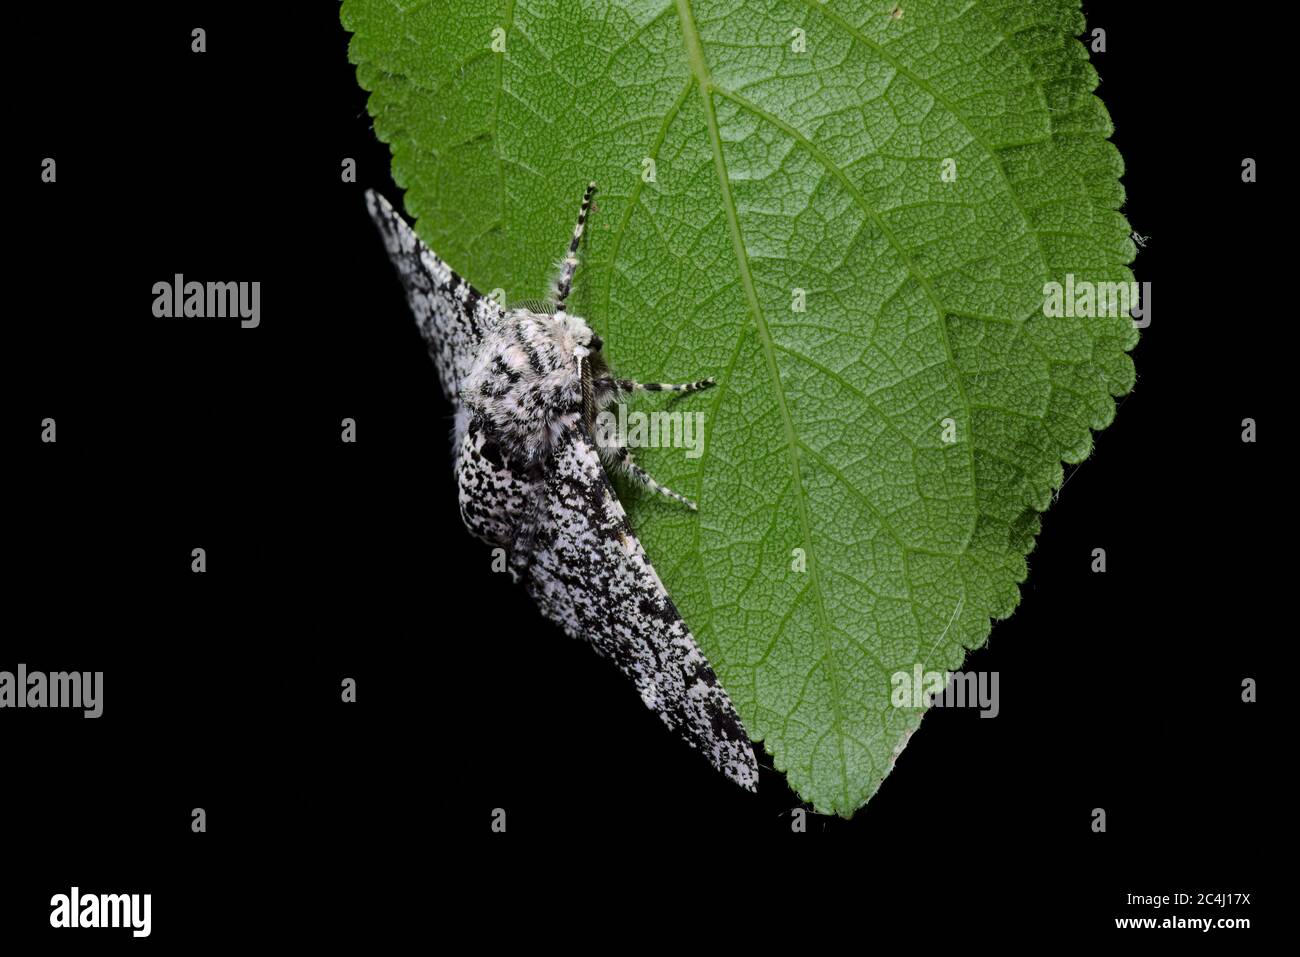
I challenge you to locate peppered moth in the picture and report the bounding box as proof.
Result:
[365,185,759,791]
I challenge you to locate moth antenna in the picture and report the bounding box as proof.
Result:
[553,181,597,317]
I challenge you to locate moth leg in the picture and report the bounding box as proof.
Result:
[608,376,716,395]
[605,444,699,511]
[553,182,598,318]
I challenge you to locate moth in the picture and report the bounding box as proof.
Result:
[366,183,759,791]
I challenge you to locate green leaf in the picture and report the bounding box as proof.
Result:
[343,0,1136,815]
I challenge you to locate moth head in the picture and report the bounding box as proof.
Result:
[558,312,602,358]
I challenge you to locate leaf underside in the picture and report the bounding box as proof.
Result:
[343,0,1136,816]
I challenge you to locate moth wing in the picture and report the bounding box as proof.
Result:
[520,421,759,791]
[365,190,504,405]
[455,418,542,547]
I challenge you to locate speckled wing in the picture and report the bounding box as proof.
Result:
[521,417,759,791]
[456,418,542,548]
[364,190,503,404]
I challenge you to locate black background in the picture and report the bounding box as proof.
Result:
[6,0,1273,943]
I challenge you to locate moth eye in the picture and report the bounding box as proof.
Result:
[590,334,603,351]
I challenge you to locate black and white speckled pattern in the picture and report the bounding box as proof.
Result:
[456,420,540,548]
[525,416,758,791]
[366,189,759,791]
[366,190,504,445]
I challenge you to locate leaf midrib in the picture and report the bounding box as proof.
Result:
[674,0,852,811]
